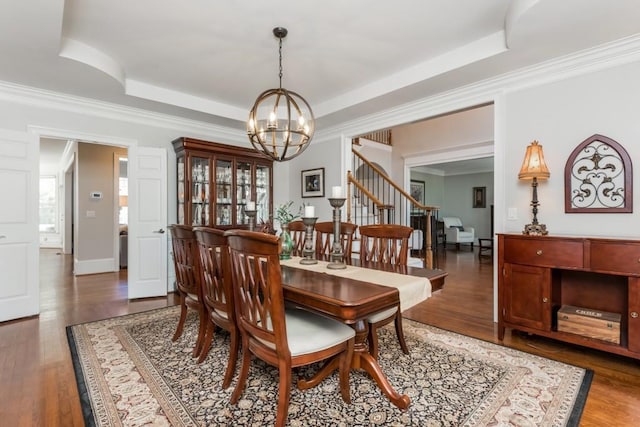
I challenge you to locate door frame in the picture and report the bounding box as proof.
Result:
[29,126,138,274]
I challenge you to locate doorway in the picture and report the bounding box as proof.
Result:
[39,137,129,276]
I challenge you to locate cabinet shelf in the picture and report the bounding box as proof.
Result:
[498,233,640,360]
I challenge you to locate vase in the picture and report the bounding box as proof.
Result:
[279,223,294,260]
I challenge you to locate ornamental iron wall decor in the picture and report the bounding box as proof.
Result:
[564,134,632,213]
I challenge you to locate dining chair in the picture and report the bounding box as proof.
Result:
[314,221,358,261]
[287,220,307,257]
[193,227,239,388]
[358,224,413,359]
[168,224,207,358]
[225,229,355,427]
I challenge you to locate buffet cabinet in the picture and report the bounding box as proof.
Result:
[498,233,640,359]
[172,137,272,228]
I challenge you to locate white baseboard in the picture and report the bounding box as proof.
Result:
[74,257,117,275]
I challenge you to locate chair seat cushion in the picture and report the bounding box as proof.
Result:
[367,306,398,323]
[285,308,355,356]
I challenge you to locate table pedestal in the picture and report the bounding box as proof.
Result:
[297,319,411,410]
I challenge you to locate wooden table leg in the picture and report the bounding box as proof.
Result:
[350,319,411,410]
[298,319,410,410]
[352,351,411,410]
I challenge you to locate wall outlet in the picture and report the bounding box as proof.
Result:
[86,210,96,218]
[507,207,518,220]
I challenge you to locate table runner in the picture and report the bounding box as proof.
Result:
[280,257,431,311]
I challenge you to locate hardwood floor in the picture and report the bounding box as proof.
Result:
[1,247,638,426]
[0,249,179,427]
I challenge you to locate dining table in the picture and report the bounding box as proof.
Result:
[279,257,447,410]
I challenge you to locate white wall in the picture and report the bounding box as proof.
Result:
[503,60,640,238]
[442,172,494,239]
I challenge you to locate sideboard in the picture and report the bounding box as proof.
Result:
[498,233,640,360]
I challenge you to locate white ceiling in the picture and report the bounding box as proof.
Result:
[2,1,640,132]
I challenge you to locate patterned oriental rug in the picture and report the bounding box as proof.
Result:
[67,306,592,426]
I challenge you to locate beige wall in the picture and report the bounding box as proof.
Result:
[76,143,127,262]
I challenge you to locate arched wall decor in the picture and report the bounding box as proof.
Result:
[564,134,632,213]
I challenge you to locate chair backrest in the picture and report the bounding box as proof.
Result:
[314,221,358,261]
[169,224,202,297]
[358,224,413,266]
[443,217,463,229]
[225,230,290,358]
[287,220,306,257]
[193,227,235,325]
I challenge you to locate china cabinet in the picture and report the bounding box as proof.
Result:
[172,137,273,228]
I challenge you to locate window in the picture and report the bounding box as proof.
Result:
[39,176,57,232]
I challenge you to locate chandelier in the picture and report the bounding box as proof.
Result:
[247,27,315,162]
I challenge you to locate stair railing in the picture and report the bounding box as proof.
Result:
[348,148,439,268]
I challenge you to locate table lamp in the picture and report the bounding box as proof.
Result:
[518,140,550,235]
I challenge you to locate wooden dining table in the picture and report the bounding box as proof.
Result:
[280,258,447,410]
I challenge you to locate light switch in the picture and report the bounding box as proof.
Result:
[86,210,96,218]
[507,207,517,220]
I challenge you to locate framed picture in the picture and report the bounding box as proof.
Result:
[473,186,486,208]
[410,180,425,209]
[301,167,325,198]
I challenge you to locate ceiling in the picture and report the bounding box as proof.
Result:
[3,1,640,133]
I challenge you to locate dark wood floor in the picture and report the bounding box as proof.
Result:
[0,247,638,426]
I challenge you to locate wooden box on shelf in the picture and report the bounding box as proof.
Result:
[557,305,621,344]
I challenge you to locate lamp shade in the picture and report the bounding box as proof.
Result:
[518,140,550,180]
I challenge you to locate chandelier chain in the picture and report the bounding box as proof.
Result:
[278,36,283,89]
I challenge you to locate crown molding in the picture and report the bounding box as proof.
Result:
[0,80,247,144]
[318,33,640,140]
[4,32,640,148]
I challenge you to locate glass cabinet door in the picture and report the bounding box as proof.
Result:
[177,156,185,224]
[256,164,270,224]
[190,156,210,226]
[236,161,252,225]
[215,159,233,226]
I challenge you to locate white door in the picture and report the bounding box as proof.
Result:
[0,129,39,321]
[128,146,168,298]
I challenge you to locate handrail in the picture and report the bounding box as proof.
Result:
[350,148,439,268]
[352,149,439,212]
[347,171,384,207]
[347,171,388,224]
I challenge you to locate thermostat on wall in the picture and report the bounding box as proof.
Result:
[90,191,103,199]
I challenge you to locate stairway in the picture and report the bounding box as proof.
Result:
[346,147,439,268]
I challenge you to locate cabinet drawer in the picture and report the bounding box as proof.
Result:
[504,238,583,268]
[590,241,640,275]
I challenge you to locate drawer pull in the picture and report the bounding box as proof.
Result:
[536,250,543,256]
[542,297,548,303]
[631,311,639,319]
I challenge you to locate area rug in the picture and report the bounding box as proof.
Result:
[66,306,592,426]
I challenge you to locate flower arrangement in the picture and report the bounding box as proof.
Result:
[274,201,301,225]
